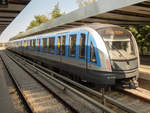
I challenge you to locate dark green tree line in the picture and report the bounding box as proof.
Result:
[50,3,64,20]
[77,0,96,8]
[26,15,49,30]
[26,3,64,30]
[126,25,150,55]
[10,3,64,41]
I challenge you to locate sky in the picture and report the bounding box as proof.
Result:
[0,0,79,42]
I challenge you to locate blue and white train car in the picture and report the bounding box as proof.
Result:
[7,23,140,88]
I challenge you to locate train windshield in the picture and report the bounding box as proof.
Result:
[97,27,136,60]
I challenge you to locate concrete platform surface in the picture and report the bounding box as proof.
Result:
[139,65,150,81]
[0,57,15,113]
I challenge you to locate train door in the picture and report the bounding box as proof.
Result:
[78,31,88,79]
[57,34,66,63]
[86,33,99,73]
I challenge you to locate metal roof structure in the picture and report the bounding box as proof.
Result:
[15,0,150,39]
[0,0,30,34]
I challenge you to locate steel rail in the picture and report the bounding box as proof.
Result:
[0,54,34,113]
[6,51,117,113]
[7,50,139,113]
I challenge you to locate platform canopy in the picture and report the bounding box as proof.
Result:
[15,0,150,38]
[0,0,30,34]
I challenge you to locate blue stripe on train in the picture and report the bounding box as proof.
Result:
[20,30,101,67]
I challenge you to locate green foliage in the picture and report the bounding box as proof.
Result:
[126,25,150,55]
[26,15,49,30]
[77,0,96,8]
[50,3,63,20]
[10,2,64,41]
[26,3,64,30]
[9,31,24,41]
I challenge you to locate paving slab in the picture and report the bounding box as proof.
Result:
[139,65,150,80]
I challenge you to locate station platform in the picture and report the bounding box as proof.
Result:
[139,55,150,80]
[139,65,150,81]
[0,55,15,113]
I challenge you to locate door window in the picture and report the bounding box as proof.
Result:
[57,36,61,55]
[90,42,97,63]
[37,39,40,51]
[80,33,86,59]
[42,38,47,52]
[69,34,76,57]
[61,36,66,56]
[48,37,55,54]
[33,40,36,48]
[30,40,32,48]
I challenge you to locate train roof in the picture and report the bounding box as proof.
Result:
[9,23,122,42]
[82,23,119,30]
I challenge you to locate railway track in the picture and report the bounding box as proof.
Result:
[0,54,29,113]
[1,50,117,113]
[1,52,76,113]
[4,50,150,113]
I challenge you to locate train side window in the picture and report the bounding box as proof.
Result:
[33,40,36,48]
[48,37,55,54]
[80,33,86,59]
[26,41,28,48]
[42,38,47,52]
[30,40,32,48]
[62,36,66,56]
[90,42,97,63]
[21,41,22,48]
[69,34,76,57]
[57,36,61,55]
[21,41,23,48]
[24,41,26,48]
[20,41,21,48]
[27,40,29,48]
[37,39,40,51]
[19,41,21,48]
[28,40,30,48]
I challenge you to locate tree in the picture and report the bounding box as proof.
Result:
[26,3,64,30]
[9,31,24,41]
[26,15,49,30]
[126,25,150,55]
[77,0,96,8]
[50,3,63,20]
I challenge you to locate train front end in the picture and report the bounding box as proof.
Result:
[97,27,139,88]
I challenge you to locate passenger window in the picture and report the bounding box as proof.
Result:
[28,40,30,48]
[57,36,66,56]
[80,33,86,59]
[21,41,22,47]
[20,41,21,48]
[21,41,22,48]
[57,36,61,55]
[30,40,32,48]
[37,39,40,51]
[62,36,66,56]
[33,40,36,48]
[48,37,55,54]
[69,34,76,57]
[26,40,28,48]
[42,38,47,52]
[90,42,97,63]
[19,41,21,48]
[23,41,24,48]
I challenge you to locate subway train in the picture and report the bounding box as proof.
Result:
[6,23,140,88]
